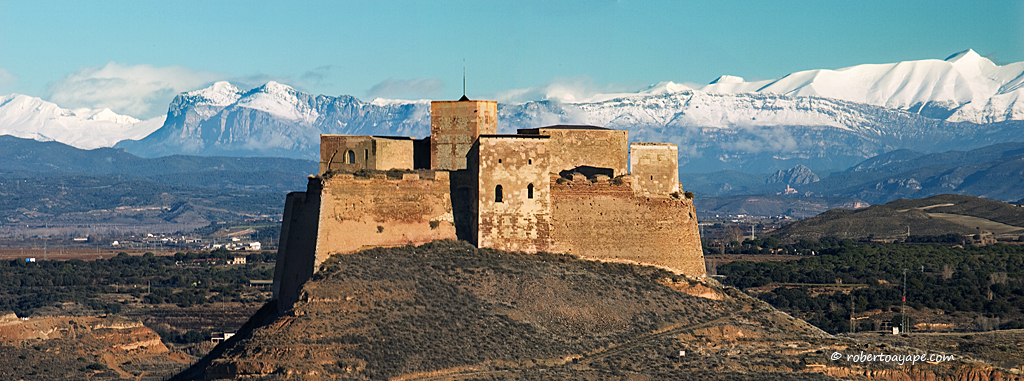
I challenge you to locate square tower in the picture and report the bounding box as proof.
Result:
[430,99,497,170]
[630,143,680,195]
[473,135,552,253]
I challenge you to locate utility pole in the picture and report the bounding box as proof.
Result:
[900,268,908,335]
[850,292,856,334]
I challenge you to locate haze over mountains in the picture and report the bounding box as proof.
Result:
[2,50,1022,173]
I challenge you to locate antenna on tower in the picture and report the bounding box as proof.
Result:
[461,59,468,101]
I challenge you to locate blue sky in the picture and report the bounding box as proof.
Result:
[1,0,1021,118]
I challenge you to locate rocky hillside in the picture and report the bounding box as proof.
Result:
[172,241,1020,380]
[0,314,190,380]
[767,194,1024,242]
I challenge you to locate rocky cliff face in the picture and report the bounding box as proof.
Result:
[116,81,430,160]
[766,165,821,186]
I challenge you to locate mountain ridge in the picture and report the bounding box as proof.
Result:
[1,50,1021,173]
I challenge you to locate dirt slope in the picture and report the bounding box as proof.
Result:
[173,240,1022,380]
[0,314,191,380]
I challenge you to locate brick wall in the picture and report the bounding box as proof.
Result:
[373,138,414,170]
[274,182,322,312]
[320,135,373,174]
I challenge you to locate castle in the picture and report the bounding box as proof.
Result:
[273,97,706,311]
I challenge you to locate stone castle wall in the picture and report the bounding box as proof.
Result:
[320,135,415,174]
[313,171,457,267]
[273,185,321,312]
[549,176,706,278]
[475,136,553,252]
[430,101,497,171]
[517,127,628,177]
[277,116,706,314]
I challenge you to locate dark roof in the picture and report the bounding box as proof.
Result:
[479,134,550,139]
[458,95,470,101]
[517,125,610,134]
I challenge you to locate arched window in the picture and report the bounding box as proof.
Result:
[495,185,503,203]
[347,150,355,164]
[527,183,534,199]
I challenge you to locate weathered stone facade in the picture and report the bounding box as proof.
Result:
[549,176,704,277]
[430,100,497,171]
[275,98,706,312]
[320,135,415,174]
[630,143,680,195]
[313,171,456,268]
[474,135,552,253]
[517,126,628,177]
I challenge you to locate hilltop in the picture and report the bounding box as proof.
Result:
[172,241,1017,380]
[766,194,1024,242]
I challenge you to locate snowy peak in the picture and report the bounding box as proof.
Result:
[235,81,319,123]
[250,80,296,95]
[637,81,693,96]
[83,108,141,124]
[696,50,1024,123]
[182,81,243,107]
[945,49,983,64]
[0,93,164,149]
[709,75,744,84]
[116,82,432,159]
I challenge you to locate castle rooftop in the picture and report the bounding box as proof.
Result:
[517,125,610,134]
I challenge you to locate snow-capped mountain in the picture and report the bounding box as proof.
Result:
[6,50,1024,173]
[697,49,1024,123]
[496,91,1023,172]
[115,81,430,159]
[0,94,164,149]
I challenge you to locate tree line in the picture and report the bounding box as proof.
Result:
[717,239,1024,333]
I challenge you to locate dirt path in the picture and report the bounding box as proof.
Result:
[101,353,133,379]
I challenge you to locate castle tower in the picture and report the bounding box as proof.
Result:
[630,143,680,195]
[473,135,552,252]
[430,99,497,171]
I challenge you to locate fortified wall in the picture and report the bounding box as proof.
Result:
[274,97,706,312]
[473,135,553,253]
[549,175,704,277]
